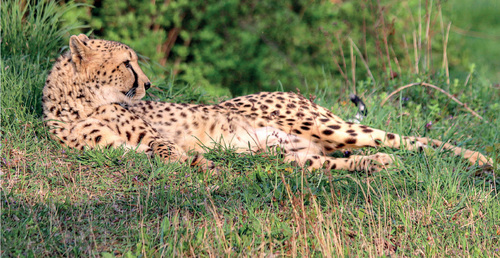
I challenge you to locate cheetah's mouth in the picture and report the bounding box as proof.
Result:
[123,87,137,98]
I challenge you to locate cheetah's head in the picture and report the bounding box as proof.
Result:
[69,34,151,104]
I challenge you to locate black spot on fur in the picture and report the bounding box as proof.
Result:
[345,138,357,144]
[210,123,216,133]
[322,130,334,135]
[328,125,341,130]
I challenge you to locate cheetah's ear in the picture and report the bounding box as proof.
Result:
[76,34,90,42]
[69,34,92,70]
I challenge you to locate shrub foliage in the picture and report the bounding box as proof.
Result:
[60,0,461,96]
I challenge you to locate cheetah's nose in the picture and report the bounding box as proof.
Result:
[144,82,151,90]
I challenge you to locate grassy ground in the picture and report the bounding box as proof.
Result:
[2,1,500,257]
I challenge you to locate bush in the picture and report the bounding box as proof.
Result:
[60,0,464,96]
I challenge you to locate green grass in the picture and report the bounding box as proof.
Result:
[2,1,500,257]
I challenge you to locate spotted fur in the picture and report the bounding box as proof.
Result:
[42,35,493,172]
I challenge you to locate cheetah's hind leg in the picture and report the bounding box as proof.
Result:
[284,152,398,173]
[250,126,399,173]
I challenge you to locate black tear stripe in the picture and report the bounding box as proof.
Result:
[124,64,139,97]
[130,65,138,89]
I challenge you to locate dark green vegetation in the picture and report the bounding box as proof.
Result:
[443,0,500,81]
[1,0,499,256]
[58,0,500,96]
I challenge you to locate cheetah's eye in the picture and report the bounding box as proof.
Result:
[124,60,132,69]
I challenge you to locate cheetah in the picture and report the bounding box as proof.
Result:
[42,34,493,173]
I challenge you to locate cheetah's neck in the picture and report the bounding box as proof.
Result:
[42,53,113,122]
